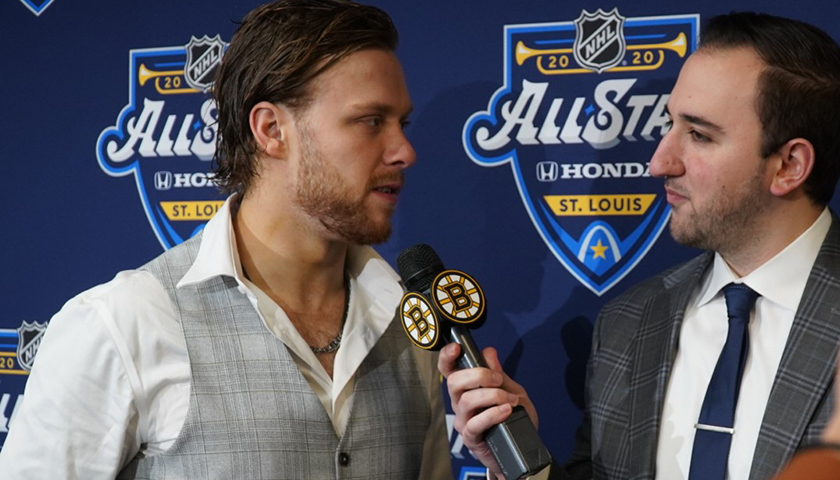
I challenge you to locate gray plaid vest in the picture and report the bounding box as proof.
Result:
[118,234,431,479]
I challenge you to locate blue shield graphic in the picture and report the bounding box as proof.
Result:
[463,12,698,295]
[97,39,228,250]
[19,0,55,16]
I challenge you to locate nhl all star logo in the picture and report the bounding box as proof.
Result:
[463,11,697,295]
[97,36,229,250]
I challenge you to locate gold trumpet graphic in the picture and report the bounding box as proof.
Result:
[138,64,199,95]
[515,32,687,75]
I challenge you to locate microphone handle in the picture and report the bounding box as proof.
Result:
[446,326,552,480]
[449,325,487,369]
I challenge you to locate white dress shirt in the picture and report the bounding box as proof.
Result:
[655,208,831,480]
[0,195,451,480]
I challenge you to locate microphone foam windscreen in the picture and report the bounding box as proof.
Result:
[397,244,445,292]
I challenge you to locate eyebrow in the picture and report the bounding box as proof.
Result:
[665,105,725,135]
[349,102,414,118]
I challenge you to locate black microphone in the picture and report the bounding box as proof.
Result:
[397,244,552,480]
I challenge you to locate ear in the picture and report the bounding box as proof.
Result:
[769,138,815,197]
[249,101,292,159]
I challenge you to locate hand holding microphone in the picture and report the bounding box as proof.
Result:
[397,244,552,480]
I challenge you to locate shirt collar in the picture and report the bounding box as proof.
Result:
[341,244,404,344]
[346,243,403,313]
[176,193,404,326]
[177,194,244,288]
[696,208,831,310]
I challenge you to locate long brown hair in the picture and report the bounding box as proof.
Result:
[212,0,398,195]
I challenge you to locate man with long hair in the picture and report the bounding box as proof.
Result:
[0,2,451,479]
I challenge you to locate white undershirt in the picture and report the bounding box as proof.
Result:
[0,195,451,480]
[655,208,831,480]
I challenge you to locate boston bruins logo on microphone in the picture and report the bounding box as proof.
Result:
[400,293,441,350]
[463,10,699,295]
[432,270,485,325]
[398,268,487,349]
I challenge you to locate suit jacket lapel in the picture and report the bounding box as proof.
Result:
[628,254,712,479]
[750,215,840,480]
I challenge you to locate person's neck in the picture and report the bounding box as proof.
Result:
[233,192,349,314]
[721,200,822,277]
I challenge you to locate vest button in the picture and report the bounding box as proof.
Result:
[338,452,350,466]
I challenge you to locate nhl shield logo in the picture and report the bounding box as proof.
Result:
[574,9,626,73]
[16,321,48,371]
[463,11,697,295]
[97,36,229,250]
[184,35,226,92]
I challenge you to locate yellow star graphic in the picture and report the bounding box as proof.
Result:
[590,239,609,259]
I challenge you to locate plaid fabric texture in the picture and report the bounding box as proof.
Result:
[118,234,431,480]
[563,215,840,480]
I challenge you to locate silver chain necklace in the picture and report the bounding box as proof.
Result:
[310,273,350,355]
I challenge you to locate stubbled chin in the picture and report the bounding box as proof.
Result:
[667,215,699,247]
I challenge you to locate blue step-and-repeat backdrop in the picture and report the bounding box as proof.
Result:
[2,1,838,478]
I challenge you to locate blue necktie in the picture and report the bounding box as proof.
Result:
[688,283,759,480]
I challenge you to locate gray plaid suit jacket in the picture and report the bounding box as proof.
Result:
[559,213,840,480]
